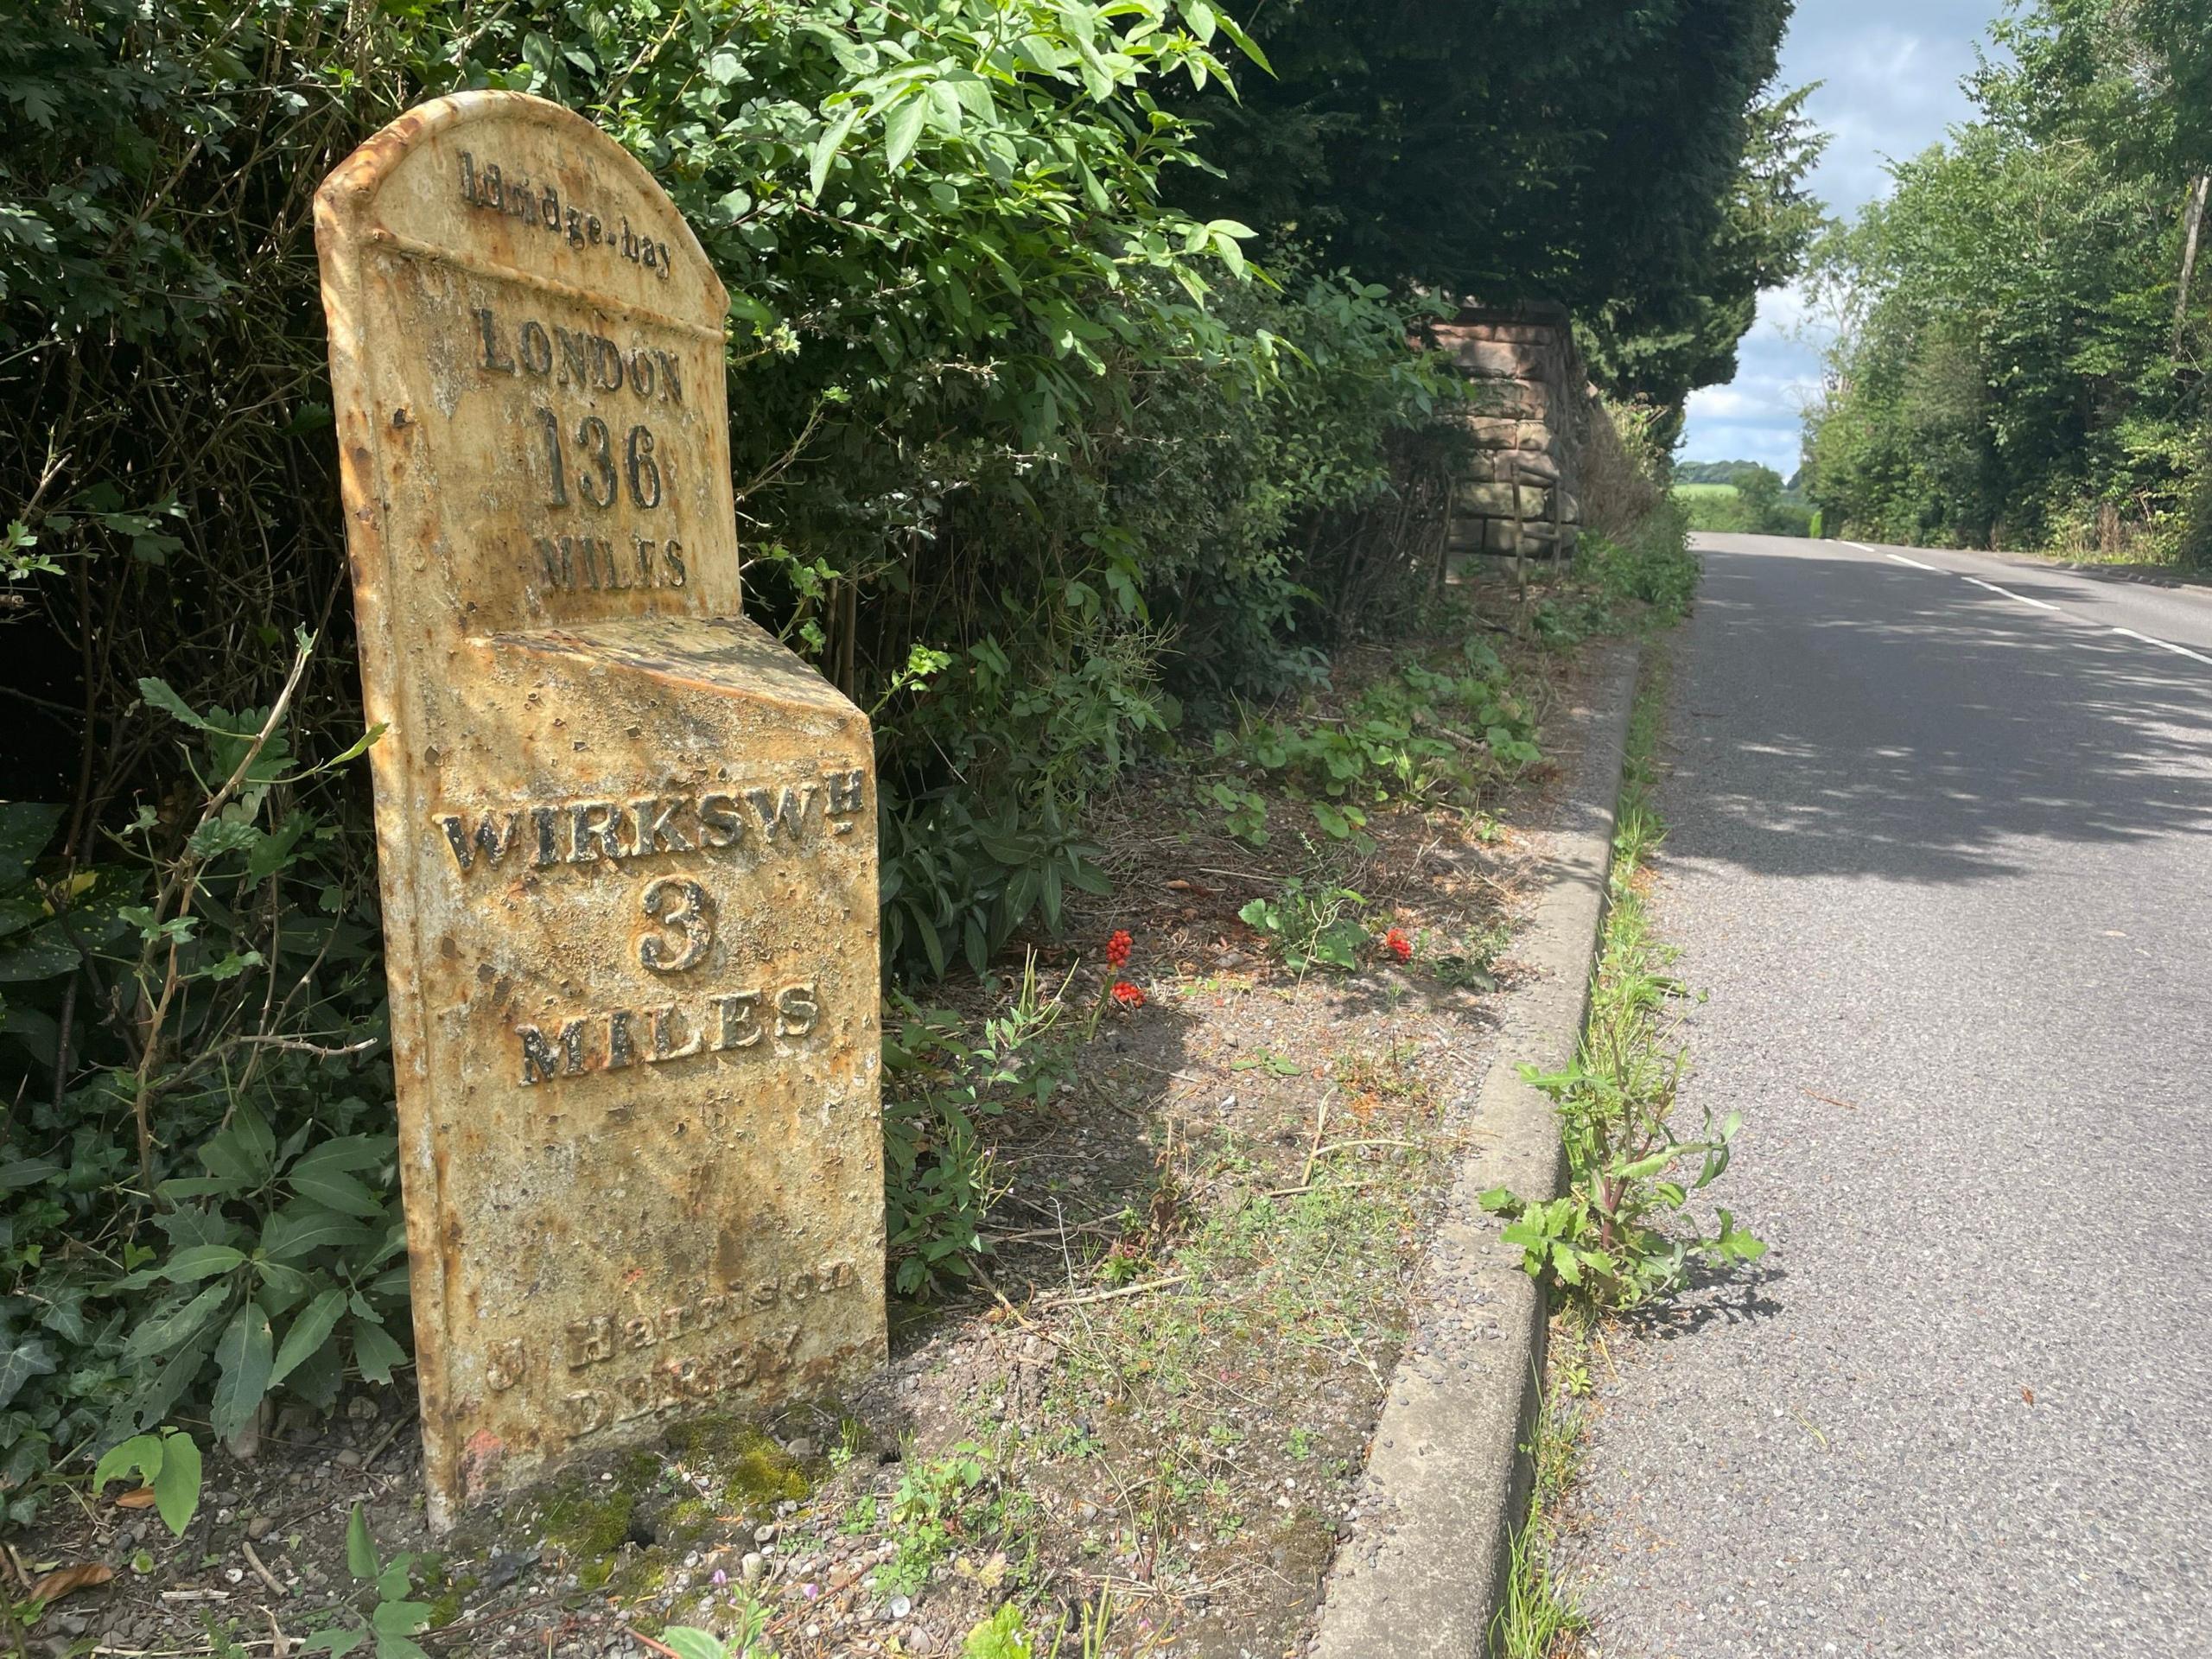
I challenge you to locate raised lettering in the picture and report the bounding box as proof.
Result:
[649,1004,704,1062]
[626,797,679,854]
[775,982,820,1039]
[518,320,553,376]
[566,1316,614,1369]
[748,785,815,842]
[474,307,515,374]
[535,535,574,589]
[577,415,617,508]
[607,1008,639,1071]
[699,792,743,849]
[711,991,763,1051]
[519,1019,587,1085]
[531,805,561,867]
[438,810,521,872]
[625,424,662,509]
[589,336,626,393]
[568,1389,613,1436]
[555,325,590,389]
[639,876,714,973]
[571,802,627,862]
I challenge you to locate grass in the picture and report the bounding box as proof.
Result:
[1491,642,1681,1657]
[1491,1325,1593,1658]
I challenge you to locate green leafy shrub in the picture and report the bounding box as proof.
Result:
[881,960,1072,1296]
[1572,503,1700,626]
[1207,638,1541,852]
[1481,658,1764,1307]
[303,1505,432,1659]
[0,645,391,1513]
[1236,883,1369,974]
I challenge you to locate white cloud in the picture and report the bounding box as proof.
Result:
[1680,0,2000,467]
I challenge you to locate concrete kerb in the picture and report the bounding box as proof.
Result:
[1310,640,1641,1658]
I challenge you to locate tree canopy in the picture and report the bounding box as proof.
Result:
[1168,0,1825,409]
[1805,0,2212,561]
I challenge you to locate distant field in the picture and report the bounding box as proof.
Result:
[1673,483,1742,505]
[1672,481,1814,537]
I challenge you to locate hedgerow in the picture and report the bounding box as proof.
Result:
[0,0,1479,1516]
[0,0,1801,1534]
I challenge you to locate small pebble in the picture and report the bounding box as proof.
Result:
[245,1515,276,1541]
[334,1449,362,1469]
[741,1552,766,1586]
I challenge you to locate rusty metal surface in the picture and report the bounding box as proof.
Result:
[314,92,884,1528]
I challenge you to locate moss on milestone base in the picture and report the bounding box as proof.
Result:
[664,1414,812,1511]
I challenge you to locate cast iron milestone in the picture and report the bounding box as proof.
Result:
[315,92,885,1527]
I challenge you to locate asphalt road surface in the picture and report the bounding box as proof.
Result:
[1561,535,2212,1658]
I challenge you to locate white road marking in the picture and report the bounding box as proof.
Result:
[1863,544,2210,668]
[2110,626,2212,667]
[1963,576,2062,612]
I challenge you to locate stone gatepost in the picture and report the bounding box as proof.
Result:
[1434,304,1586,564]
[315,92,885,1528]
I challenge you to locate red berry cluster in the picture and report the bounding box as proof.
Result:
[1383,928,1413,963]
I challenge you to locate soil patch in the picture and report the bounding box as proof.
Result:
[20,575,1630,1659]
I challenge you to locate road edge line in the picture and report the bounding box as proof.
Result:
[1310,639,1640,1659]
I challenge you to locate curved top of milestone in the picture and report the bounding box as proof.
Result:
[315,89,728,333]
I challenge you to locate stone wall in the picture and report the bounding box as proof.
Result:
[1431,304,1589,562]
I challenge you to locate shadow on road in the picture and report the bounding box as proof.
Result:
[1669,543,2212,885]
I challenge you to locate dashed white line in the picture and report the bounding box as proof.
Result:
[2110,626,2212,667]
[1865,546,2211,667]
[1963,575,2062,612]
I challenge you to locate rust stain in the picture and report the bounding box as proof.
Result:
[315,92,885,1534]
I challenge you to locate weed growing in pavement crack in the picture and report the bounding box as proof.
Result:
[1480,652,1766,1307]
[1490,1328,1593,1656]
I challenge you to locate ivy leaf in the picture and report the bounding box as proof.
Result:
[261,1200,372,1262]
[0,924,75,982]
[288,1162,383,1218]
[121,1281,231,1363]
[161,1243,248,1282]
[92,1433,163,1494]
[658,1632,731,1659]
[0,802,62,886]
[349,1315,407,1384]
[1212,9,1273,73]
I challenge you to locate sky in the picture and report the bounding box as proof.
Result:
[1678,0,2008,476]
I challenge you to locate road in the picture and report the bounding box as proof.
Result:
[1560,534,2212,1657]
